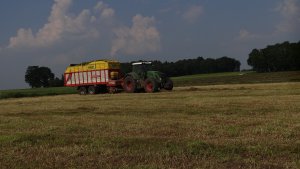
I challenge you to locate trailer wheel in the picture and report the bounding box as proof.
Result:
[108,87,117,94]
[124,76,137,93]
[164,78,173,90]
[88,86,97,94]
[144,78,158,93]
[79,86,87,95]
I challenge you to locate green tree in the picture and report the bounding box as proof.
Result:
[247,41,300,72]
[247,49,266,72]
[25,66,55,88]
[49,75,64,87]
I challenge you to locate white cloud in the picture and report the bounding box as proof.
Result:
[9,28,35,48]
[94,1,115,19]
[276,0,299,18]
[236,0,300,42]
[236,29,259,41]
[275,0,300,33]
[8,0,115,48]
[7,0,160,58]
[182,5,204,23]
[110,14,161,56]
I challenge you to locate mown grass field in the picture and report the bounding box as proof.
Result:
[172,71,300,86]
[0,87,76,99]
[0,82,299,168]
[0,71,299,100]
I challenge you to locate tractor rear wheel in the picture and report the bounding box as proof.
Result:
[79,86,87,95]
[164,78,173,90]
[144,78,158,93]
[88,86,97,94]
[124,76,137,93]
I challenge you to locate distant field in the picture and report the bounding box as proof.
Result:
[172,71,300,86]
[0,87,77,99]
[0,82,299,168]
[0,71,299,99]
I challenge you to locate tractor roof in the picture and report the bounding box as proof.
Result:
[132,62,152,65]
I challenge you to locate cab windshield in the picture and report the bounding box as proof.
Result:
[141,64,153,71]
[133,63,153,73]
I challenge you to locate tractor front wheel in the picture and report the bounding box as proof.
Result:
[123,76,137,93]
[144,78,158,93]
[164,78,173,90]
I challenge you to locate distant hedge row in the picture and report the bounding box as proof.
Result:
[121,56,241,77]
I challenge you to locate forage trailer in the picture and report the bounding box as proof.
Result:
[64,60,122,94]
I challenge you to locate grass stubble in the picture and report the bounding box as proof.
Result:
[0,82,299,168]
[1,71,299,100]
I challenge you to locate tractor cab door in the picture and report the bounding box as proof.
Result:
[132,63,152,79]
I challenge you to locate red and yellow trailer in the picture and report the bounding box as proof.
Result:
[64,60,123,94]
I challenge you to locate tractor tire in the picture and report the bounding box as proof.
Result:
[88,86,97,94]
[164,78,173,90]
[123,76,137,93]
[79,86,87,95]
[144,78,159,93]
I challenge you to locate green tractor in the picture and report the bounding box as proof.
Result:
[123,62,173,93]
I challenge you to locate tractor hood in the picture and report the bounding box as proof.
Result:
[147,71,167,81]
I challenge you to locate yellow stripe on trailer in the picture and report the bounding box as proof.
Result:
[64,60,120,73]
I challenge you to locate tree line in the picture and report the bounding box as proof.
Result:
[121,56,241,77]
[247,41,300,72]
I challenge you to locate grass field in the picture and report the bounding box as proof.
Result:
[0,87,76,99]
[0,82,299,168]
[172,71,300,86]
[1,71,299,100]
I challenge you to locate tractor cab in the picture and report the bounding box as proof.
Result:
[132,62,153,78]
[132,62,153,71]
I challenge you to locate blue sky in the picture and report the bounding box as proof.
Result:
[0,0,299,89]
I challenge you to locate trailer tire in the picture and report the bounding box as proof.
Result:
[88,86,97,94]
[144,78,158,93]
[79,86,87,95]
[124,76,137,93]
[108,87,117,94]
